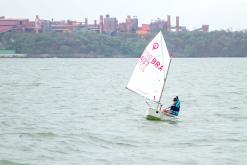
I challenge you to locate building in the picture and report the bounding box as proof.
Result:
[150,19,167,33]
[25,21,35,32]
[0,17,30,33]
[193,25,209,32]
[0,15,208,34]
[118,22,127,32]
[137,24,150,36]
[103,14,118,35]
[131,16,138,33]
[165,15,187,32]
[50,20,79,32]
[126,16,131,32]
[117,16,138,33]
[87,20,100,32]
[202,25,209,32]
[40,20,51,32]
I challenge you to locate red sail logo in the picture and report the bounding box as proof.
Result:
[152,42,159,50]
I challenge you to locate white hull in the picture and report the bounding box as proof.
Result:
[145,108,178,121]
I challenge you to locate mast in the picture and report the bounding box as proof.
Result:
[157,58,172,110]
[158,58,172,103]
[157,32,172,109]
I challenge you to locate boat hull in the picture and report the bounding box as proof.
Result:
[145,108,178,121]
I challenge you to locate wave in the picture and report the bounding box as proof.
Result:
[12,132,58,138]
[83,132,139,148]
[0,160,29,165]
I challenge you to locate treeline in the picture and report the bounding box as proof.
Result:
[0,30,247,57]
[165,30,247,57]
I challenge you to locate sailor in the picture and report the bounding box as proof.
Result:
[163,96,180,116]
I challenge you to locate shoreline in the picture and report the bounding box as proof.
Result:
[0,55,246,59]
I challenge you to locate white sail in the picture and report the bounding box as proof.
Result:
[127,31,171,102]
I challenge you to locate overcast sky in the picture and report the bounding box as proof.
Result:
[1,0,247,31]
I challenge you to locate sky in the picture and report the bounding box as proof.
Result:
[1,0,247,31]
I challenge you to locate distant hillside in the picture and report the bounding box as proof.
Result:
[0,30,247,57]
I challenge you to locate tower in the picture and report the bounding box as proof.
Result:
[99,15,104,33]
[35,15,41,33]
[176,16,179,32]
[167,15,171,32]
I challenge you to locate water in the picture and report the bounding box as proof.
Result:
[0,58,247,165]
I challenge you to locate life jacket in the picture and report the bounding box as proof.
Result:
[175,100,180,110]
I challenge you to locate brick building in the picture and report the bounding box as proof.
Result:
[0,17,30,33]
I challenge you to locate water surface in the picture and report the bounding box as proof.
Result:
[0,58,247,165]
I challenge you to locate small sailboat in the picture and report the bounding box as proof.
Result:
[127,31,177,121]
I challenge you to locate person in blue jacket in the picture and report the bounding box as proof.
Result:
[163,96,180,116]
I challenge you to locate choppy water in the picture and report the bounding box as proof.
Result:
[0,58,247,165]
